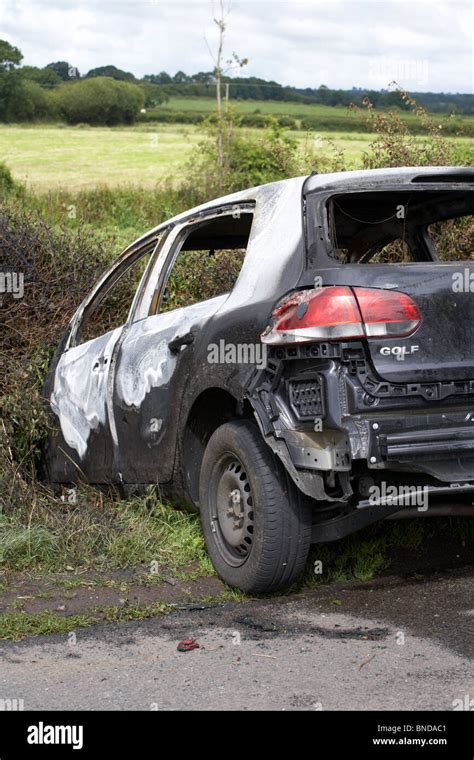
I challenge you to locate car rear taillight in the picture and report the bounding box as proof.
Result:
[261,286,420,345]
[353,287,421,338]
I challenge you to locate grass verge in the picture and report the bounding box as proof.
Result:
[0,487,211,576]
[0,602,174,641]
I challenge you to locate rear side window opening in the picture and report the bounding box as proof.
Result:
[155,210,254,314]
[325,189,474,264]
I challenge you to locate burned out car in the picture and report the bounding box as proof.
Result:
[44,167,474,592]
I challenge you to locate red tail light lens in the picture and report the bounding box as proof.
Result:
[353,287,421,337]
[261,286,420,345]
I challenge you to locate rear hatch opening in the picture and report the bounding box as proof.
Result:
[276,185,474,385]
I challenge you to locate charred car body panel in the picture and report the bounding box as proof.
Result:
[44,167,474,548]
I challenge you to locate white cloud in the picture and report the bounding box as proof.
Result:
[1,0,472,92]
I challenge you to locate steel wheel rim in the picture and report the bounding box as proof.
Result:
[209,455,255,568]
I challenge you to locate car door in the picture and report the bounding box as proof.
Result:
[48,236,160,484]
[111,204,254,485]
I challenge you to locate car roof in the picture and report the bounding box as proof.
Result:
[303,165,474,193]
[127,176,306,251]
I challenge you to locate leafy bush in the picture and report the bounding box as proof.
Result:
[137,109,205,125]
[238,113,298,129]
[5,79,57,122]
[187,114,344,198]
[301,113,374,133]
[361,90,456,169]
[137,109,299,130]
[0,160,20,195]
[85,65,135,82]
[20,65,62,89]
[55,77,144,126]
[276,115,298,129]
[0,200,114,479]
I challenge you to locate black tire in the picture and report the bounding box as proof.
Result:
[199,420,312,593]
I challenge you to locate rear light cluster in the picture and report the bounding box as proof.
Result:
[261,286,421,345]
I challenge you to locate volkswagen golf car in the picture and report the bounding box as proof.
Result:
[44,167,474,592]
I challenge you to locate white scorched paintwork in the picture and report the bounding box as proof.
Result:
[115,296,226,410]
[52,298,226,458]
[51,328,122,459]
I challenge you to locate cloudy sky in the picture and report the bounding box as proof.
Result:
[1,0,472,93]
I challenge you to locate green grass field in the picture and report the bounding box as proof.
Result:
[0,124,204,190]
[154,96,474,131]
[164,97,373,116]
[1,122,472,191]
[0,123,370,189]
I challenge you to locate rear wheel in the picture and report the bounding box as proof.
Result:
[199,420,312,592]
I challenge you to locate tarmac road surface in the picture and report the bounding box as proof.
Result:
[0,566,472,711]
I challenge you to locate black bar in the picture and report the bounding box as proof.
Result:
[0,710,471,757]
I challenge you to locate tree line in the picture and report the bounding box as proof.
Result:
[0,39,472,126]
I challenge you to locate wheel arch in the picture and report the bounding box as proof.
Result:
[180,387,254,507]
